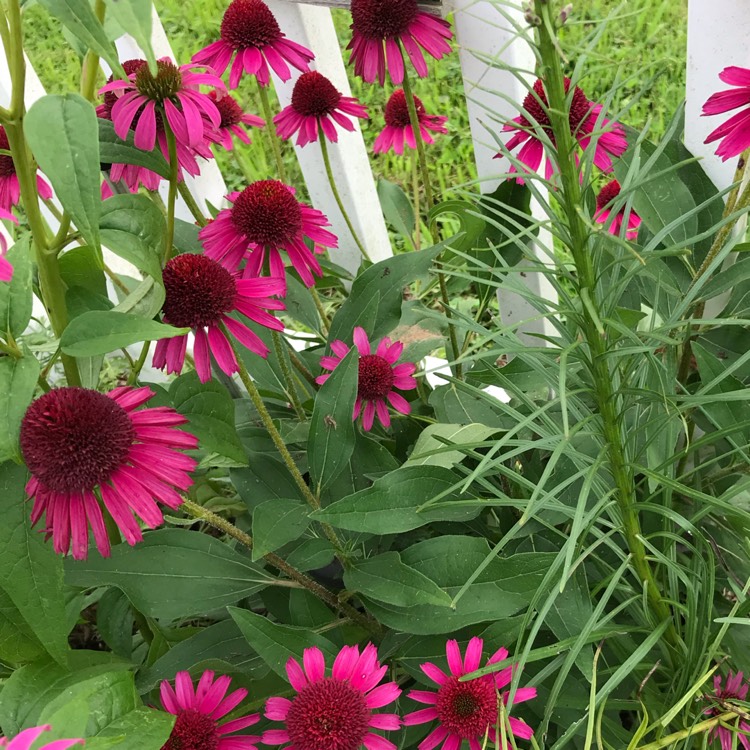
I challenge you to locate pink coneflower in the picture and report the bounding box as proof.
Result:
[0,208,18,282]
[348,0,452,85]
[100,58,223,153]
[499,77,627,182]
[0,126,52,212]
[316,327,417,431]
[0,725,83,749]
[594,179,641,240]
[160,670,260,750]
[373,88,447,155]
[193,0,314,88]
[199,180,337,289]
[404,638,536,750]
[153,253,285,383]
[705,672,750,750]
[703,67,750,161]
[263,644,401,750]
[206,91,265,150]
[274,71,368,147]
[20,386,197,560]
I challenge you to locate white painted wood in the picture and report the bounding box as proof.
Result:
[266,0,393,275]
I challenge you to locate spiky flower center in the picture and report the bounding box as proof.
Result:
[350,0,418,39]
[231,180,302,246]
[384,89,424,128]
[285,677,370,750]
[521,78,591,136]
[161,709,221,750]
[435,676,497,740]
[0,127,15,178]
[210,91,244,128]
[20,388,135,494]
[162,254,237,329]
[221,0,282,49]
[596,179,622,211]
[358,354,394,400]
[135,60,183,103]
[291,71,342,118]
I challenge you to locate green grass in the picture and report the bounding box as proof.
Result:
[23,0,688,200]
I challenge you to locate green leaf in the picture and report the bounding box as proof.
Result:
[99,119,170,179]
[308,348,358,493]
[25,95,102,255]
[251,498,310,561]
[0,354,39,463]
[344,551,453,608]
[311,465,479,533]
[112,276,165,320]
[0,235,32,337]
[232,456,303,510]
[61,311,187,357]
[429,384,510,428]
[96,588,134,660]
[0,463,69,666]
[284,275,321,332]
[84,708,174,750]
[0,587,45,666]
[65,529,271,620]
[228,607,337,680]
[405,423,498,468]
[59,245,107,296]
[102,0,156,70]
[100,194,165,281]
[377,177,415,239]
[170,372,247,465]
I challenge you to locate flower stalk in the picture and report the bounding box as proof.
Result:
[271,328,306,420]
[163,119,179,264]
[257,81,288,183]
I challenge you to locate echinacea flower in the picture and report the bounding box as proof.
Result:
[348,0,452,85]
[594,179,641,240]
[199,180,337,289]
[206,91,265,150]
[703,67,750,161]
[404,637,536,750]
[499,77,627,182]
[160,670,260,749]
[316,327,417,431]
[373,88,447,155]
[0,208,18,282]
[704,671,750,750]
[274,71,368,147]
[100,58,224,153]
[153,253,285,383]
[263,644,401,750]
[0,725,83,749]
[0,126,52,212]
[20,386,198,560]
[192,0,314,88]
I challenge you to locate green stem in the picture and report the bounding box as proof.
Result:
[318,130,371,263]
[79,0,106,101]
[534,0,677,652]
[412,147,421,250]
[272,328,306,420]
[127,341,151,385]
[311,287,330,334]
[289,347,317,387]
[257,82,288,183]
[177,181,208,227]
[635,713,739,750]
[163,119,179,264]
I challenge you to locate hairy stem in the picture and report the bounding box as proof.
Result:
[163,120,179,264]
[257,82,287,183]
[272,328,306,420]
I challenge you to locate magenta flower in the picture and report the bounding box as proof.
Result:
[153,253,285,383]
[0,208,18,282]
[274,71,368,147]
[0,126,52,212]
[0,725,83,749]
[20,386,198,560]
[348,0,452,85]
[499,77,627,182]
[100,58,223,153]
[316,327,417,431]
[192,0,314,88]
[404,638,536,750]
[199,180,337,290]
[206,91,265,150]
[160,670,260,749]
[594,180,641,240]
[373,88,447,155]
[263,644,401,750]
[703,67,750,161]
[705,672,750,750]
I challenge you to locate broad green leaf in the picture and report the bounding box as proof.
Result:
[170,372,247,465]
[103,0,156,70]
[0,235,32,337]
[311,465,478,533]
[84,708,174,750]
[308,348,358,493]
[112,276,165,320]
[96,588,134,660]
[25,95,102,255]
[284,275,321,333]
[59,245,107,296]
[232,456,303,510]
[100,194,165,281]
[284,538,335,571]
[99,119,170,179]
[61,311,187,357]
[0,463,68,666]
[288,589,334,628]
[0,587,45,666]
[344,552,453,608]
[405,423,498,468]
[429,384,510,428]
[0,354,39,463]
[228,607,337,680]
[377,177,415,239]
[65,529,272,620]
[251,498,310,561]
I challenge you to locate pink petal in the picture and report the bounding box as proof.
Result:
[303,647,326,683]
[353,326,371,355]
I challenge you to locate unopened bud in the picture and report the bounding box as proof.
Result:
[524,6,542,26]
[559,3,573,24]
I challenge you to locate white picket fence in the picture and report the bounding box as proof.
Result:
[0,0,746,340]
